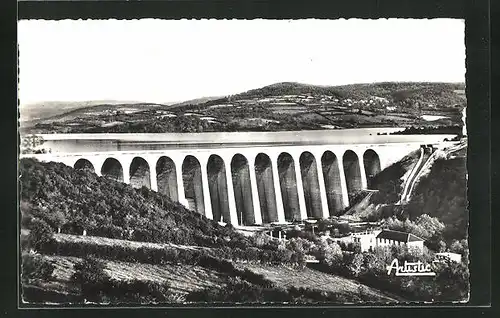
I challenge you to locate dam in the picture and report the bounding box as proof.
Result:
[22,129,456,226]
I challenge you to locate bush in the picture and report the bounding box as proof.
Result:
[71,257,111,302]
[70,256,175,303]
[314,243,469,302]
[185,279,376,303]
[22,254,55,281]
[317,241,343,266]
[27,218,54,251]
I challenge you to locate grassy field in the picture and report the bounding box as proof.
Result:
[22,232,399,303]
[233,263,400,303]
[34,254,229,296]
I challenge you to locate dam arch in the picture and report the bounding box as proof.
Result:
[231,154,255,225]
[255,153,279,223]
[101,157,124,182]
[129,157,151,189]
[207,154,231,223]
[156,156,178,201]
[299,151,323,218]
[363,149,381,189]
[343,150,362,203]
[182,155,205,215]
[321,151,344,216]
[277,152,301,221]
[74,158,94,172]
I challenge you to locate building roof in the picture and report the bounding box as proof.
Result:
[435,252,461,257]
[376,229,424,242]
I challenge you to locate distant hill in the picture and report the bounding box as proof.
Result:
[20,100,140,122]
[231,82,466,107]
[20,81,467,134]
[19,100,178,125]
[166,96,225,109]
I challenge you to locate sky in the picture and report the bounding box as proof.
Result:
[18,19,465,105]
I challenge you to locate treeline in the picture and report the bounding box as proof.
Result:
[185,279,379,303]
[26,226,307,267]
[390,125,463,136]
[232,82,465,108]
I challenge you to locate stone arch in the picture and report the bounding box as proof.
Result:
[231,154,255,225]
[299,152,323,218]
[182,155,205,215]
[321,151,344,215]
[74,158,94,172]
[101,158,123,182]
[343,150,362,200]
[156,156,178,201]
[207,155,231,223]
[363,149,381,189]
[129,157,151,189]
[277,152,301,221]
[255,153,279,223]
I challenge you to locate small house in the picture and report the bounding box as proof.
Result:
[351,229,425,252]
[376,229,425,252]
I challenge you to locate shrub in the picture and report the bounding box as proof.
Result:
[70,256,176,303]
[22,254,55,281]
[27,218,54,251]
[71,257,111,302]
[317,241,343,266]
[90,225,125,239]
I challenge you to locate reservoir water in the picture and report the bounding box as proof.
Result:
[36,128,457,153]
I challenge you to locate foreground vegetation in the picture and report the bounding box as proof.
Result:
[21,158,389,304]
[20,149,469,303]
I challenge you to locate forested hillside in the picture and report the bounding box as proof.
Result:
[19,158,254,249]
[404,156,468,240]
[232,82,466,108]
[359,151,468,243]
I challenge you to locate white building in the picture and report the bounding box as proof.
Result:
[351,229,425,252]
[376,230,425,252]
[351,230,381,252]
[435,252,462,263]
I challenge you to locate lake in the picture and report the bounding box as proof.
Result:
[36,128,457,153]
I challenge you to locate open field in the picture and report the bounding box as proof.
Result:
[234,263,401,303]
[34,254,229,296]
[23,231,399,303]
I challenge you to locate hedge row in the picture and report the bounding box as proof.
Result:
[37,237,285,288]
[38,234,305,267]
[185,279,379,303]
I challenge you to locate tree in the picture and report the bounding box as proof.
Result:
[318,241,342,266]
[71,257,111,302]
[27,218,54,251]
[348,253,364,277]
[22,254,55,280]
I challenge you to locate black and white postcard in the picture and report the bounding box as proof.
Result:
[18,18,469,305]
